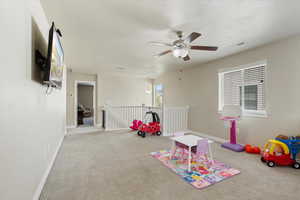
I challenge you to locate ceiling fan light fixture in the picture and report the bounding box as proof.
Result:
[151,31,218,61]
[172,47,188,58]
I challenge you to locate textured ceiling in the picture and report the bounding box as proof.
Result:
[41,0,300,78]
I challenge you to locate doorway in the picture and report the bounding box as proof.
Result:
[75,81,96,127]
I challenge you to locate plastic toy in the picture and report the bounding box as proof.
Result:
[261,137,300,169]
[220,105,244,152]
[245,144,261,154]
[137,111,161,138]
[130,120,142,131]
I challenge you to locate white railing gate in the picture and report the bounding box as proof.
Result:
[104,105,189,136]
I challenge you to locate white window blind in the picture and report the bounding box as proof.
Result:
[223,70,242,106]
[244,66,265,111]
[220,64,266,116]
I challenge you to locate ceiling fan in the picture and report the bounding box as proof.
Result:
[150,31,218,61]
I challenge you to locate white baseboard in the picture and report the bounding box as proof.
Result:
[96,123,102,128]
[66,125,76,129]
[66,127,103,136]
[163,130,189,137]
[188,130,227,144]
[33,136,64,200]
[105,128,130,131]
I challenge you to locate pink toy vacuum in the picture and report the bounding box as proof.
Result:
[220,105,244,152]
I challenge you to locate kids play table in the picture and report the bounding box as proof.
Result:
[170,135,213,172]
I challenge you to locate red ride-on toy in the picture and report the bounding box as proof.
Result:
[261,139,300,169]
[137,111,161,138]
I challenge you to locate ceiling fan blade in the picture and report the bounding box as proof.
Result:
[185,32,201,43]
[183,55,190,61]
[149,41,173,47]
[190,45,218,51]
[155,50,172,57]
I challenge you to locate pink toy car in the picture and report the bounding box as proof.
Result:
[137,111,161,138]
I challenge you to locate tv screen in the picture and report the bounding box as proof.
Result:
[44,22,64,89]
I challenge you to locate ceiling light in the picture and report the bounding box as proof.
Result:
[172,47,188,58]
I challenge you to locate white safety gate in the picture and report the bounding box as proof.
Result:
[162,106,189,136]
[104,105,189,136]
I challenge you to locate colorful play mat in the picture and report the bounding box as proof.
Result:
[150,150,240,189]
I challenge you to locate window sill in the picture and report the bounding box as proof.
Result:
[243,110,268,118]
[218,110,268,118]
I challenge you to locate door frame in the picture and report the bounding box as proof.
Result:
[74,80,96,127]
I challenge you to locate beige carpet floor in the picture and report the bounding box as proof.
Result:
[40,130,300,200]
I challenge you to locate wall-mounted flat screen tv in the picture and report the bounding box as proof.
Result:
[44,22,64,89]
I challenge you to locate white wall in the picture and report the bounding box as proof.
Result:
[156,35,300,146]
[96,75,153,124]
[66,72,153,126]
[0,0,66,199]
[98,75,152,106]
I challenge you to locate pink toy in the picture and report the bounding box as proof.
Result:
[130,120,142,131]
[192,138,210,156]
[220,116,244,152]
[192,138,213,167]
[220,105,244,152]
[137,111,161,137]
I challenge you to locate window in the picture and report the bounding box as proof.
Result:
[219,63,266,117]
[154,84,163,107]
[242,85,258,110]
